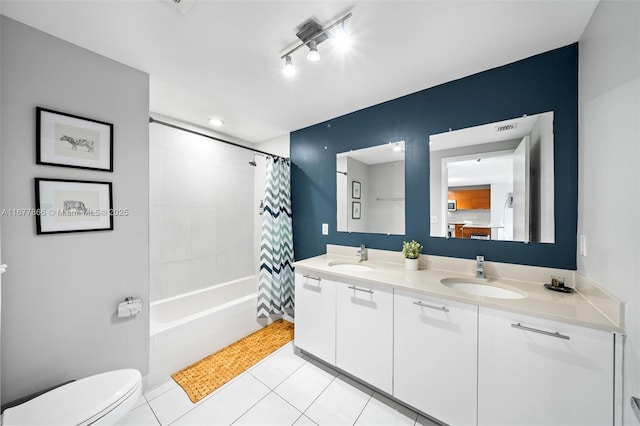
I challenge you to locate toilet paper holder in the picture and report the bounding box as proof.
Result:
[118,297,142,318]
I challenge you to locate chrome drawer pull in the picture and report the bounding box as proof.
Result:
[413,300,450,312]
[302,274,321,281]
[511,323,570,340]
[347,285,374,294]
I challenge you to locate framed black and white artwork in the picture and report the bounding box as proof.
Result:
[352,181,361,199]
[36,107,113,171]
[35,178,114,235]
[352,201,361,219]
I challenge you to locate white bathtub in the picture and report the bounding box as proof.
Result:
[148,276,260,388]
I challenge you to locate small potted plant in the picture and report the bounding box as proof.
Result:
[402,240,423,271]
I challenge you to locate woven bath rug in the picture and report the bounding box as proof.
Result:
[171,319,295,403]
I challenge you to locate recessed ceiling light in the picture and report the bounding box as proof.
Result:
[209,118,224,127]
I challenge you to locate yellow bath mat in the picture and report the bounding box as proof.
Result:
[171,319,295,403]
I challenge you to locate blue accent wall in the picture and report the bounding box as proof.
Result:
[290,44,578,269]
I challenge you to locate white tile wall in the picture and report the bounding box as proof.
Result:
[150,124,257,302]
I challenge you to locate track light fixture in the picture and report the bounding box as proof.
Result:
[281,12,352,77]
[307,40,320,62]
[283,55,296,77]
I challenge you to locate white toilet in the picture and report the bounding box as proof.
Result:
[2,369,142,425]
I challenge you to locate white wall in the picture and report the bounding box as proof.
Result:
[367,160,405,235]
[490,183,513,240]
[529,112,555,243]
[346,157,369,233]
[0,8,4,407]
[0,16,149,403]
[150,120,256,301]
[538,113,554,243]
[578,1,640,423]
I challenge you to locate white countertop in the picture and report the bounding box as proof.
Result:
[293,253,623,333]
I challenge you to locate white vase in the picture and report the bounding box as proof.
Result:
[405,258,419,271]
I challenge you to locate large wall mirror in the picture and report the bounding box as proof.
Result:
[430,112,554,243]
[337,141,405,235]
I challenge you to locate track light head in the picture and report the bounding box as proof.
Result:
[283,55,296,77]
[307,40,320,62]
[333,21,351,52]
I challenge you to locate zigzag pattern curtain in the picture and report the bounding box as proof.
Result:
[257,157,294,319]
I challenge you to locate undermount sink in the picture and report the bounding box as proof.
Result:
[441,278,525,299]
[327,261,374,272]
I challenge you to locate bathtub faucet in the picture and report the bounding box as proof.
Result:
[356,244,368,261]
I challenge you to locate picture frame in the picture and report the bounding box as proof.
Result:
[35,178,114,235]
[352,181,361,199]
[352,201,361,219]
[36,107,113,172]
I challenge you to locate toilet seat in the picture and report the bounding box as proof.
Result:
[2,369,141,425]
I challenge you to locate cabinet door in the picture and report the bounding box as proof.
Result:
[336,281,393,394]
[456,190,473,209]
[394,289,478,426]
[294,272,336,364]
[478,307,613,426]
[471,188,491,209]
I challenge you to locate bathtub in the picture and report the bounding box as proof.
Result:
[148,276,260,388]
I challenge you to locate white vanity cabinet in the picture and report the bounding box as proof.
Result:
[478,307,614,426]
[394,289,478,426]
[336,280,394,394]
[294,272,336,364]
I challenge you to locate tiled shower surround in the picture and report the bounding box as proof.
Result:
[149,123,256,301]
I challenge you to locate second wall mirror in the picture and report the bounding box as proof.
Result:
[429,112,555,243]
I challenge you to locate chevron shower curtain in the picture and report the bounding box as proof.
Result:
[257,157,294,319]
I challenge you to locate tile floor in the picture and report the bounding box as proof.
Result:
[117,342,441,426]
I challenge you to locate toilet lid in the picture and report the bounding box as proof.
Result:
[3,369,141,425]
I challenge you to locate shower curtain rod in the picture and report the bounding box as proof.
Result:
[149,117,287,161]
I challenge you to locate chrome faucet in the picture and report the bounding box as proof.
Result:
[356,244,368,261]
[476,255,485,279]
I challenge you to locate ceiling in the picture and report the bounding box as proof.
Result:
[448,156,514,187]
[0,1,598,144]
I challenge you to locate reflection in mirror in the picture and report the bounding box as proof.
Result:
[429,112,554,243]
[337,141,405,235]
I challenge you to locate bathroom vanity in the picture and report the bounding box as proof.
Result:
[293,245,624,426]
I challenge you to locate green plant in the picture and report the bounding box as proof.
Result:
[402,240,423,259]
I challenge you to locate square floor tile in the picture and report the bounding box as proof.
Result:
[355,393,418,425]
[304,375,373,426]
[233,392,301,426]
[148,385,195,425]
[172,374,270,425]
[274,360,337,412]
[132,395,149,410]
[116,403,161,425]
[145,380,179,402]
[292,414,318,425]
[250,342,307,389]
